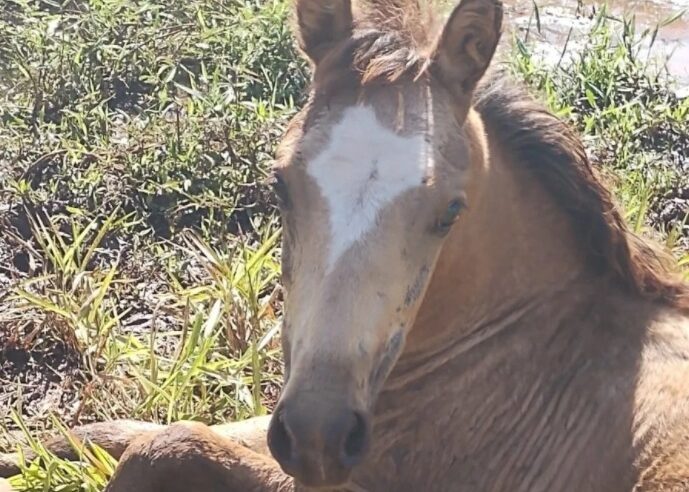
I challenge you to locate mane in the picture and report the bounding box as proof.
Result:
[473,71,689,310]
[317,0,689,310]
[313,0,437,88]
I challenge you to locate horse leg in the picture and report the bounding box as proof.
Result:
[105,421,293,492]
[210,415,272,456]
[0,416,272,478]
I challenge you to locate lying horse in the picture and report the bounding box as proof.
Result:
[3,0,689,490]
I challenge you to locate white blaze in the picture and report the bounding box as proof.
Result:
[307,105,431,271]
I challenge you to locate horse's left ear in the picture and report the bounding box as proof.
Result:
[293,0,353,64]
[430,0,503,97]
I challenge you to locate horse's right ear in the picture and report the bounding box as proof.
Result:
[293,0,353,64]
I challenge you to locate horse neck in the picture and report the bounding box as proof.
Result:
[404,108,592,356]
[369,108,632,458]
[360,110,660,488]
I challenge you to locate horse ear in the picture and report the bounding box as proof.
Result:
[293,0,353,64]
[430,0,502,96]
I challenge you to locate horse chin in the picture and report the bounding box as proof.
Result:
[295,473,352,490]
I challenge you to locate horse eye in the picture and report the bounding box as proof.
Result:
[268,172,290,208]
[436,198,466,234]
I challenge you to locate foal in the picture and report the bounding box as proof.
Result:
[3,0,689,490]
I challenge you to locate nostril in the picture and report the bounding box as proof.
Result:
[268,411,294,467]
[341,411,370,466]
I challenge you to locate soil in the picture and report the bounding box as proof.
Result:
[0,320,85,434]
[651,181,689,248]
[0,203,181,438]
[0,207,86,435]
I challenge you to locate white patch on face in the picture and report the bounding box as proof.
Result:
[307,105,432,271]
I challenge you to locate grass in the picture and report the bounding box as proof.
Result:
[0,1,688,490]
[0,0,299,488]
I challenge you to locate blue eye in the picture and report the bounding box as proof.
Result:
[437,198,465,233]
[446,199,464,217]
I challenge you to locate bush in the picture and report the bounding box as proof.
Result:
[0,0,308,240]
